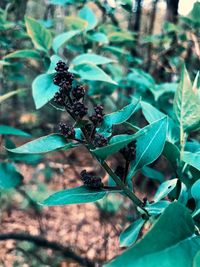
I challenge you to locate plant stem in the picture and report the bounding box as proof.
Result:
[81,127,148,216]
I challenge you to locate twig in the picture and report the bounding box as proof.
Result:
[0,232,94,267]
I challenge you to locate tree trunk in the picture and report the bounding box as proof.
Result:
[133,0,143,32]
[165,0,179,24]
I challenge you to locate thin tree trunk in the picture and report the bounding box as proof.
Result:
[165,0,179,24]
[146,0,159,71]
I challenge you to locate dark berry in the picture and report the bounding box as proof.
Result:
[53,71,74,87]
[94,133,108,147]
[80,170,103,189]
[55,60,69,72]
[94,105,104,115]
[59,123,75,139]
[89,113,103,124]
[53,91,65,106]
[72,85,85,100]
[120,140,137,161]
[71,101,87,118]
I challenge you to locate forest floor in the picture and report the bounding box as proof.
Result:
[0,147,148,267]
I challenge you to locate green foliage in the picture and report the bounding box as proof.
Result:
[0,162,23,189]
[25,17,52,52]
[173,66,200,133]
[0,125,30,137]
[42,186,107,206]
[106,203,198,267]
[32,73,58,109]
[6,134,76,154]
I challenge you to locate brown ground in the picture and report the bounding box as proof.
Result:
[0,147,141,267]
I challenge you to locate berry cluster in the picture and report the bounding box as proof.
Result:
[90,105,104,125]
[94,133,108,147]
[80,170,103,189]
[120,140,137,161]
[53,60,108,148]
[59,123,75,139]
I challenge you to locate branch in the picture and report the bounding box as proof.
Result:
[0,232,94,267]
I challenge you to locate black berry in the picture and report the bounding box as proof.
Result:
[94,133,108,147]
[120,140,137,161]
[53,91,66,106]
[71,101,87,118]
[55,60,69,72]
[59,123,75,139]
[80,170,103,189]
[72,85,85,100]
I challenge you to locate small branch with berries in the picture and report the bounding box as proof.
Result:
[52,61,148,215]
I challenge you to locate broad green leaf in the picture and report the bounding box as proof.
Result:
[119,219,144,248]
[183,151,200,171]
[70,63,117,85]
[78,6,97,31]
[52,30,80,53]
[154,179,178,202]
[188,2,200,23]
[25,17,52,52]
[42,186,106,206]
[0,88,26,104]
[0,125,30,137]
[99,99,140,133]
[145,201,170,216]
[6,134,76,154]
[191,180,200,200]
[108,31,134,42]
[88,32,109,44]
[162,141,180,168]
[32,73,58,109]
[106,202,196,267]
[194,251,200,267]
[141,166,164,182]
[127,117,168,179]
[47,55,63,73]
[64,16,88,30]
[71,53,115,66]
[92,131,144,160]
[0,162,23,189]
[141,101,165,123]
[173,66,200,133]
[141,101,180,143]
[4,50,41,59]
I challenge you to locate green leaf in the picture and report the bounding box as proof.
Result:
[6,134,76,154]
[105,202,196,267]
[42,186,106,206]
[78,6,97,31]
[119,219,144,248]
[127,117,168,179]
[92,131,144,160]
[64,16,88,30]
[70,63,117,85]
[0,162,23,189]
[145,201,170,216]
[25,17,52,52]
[52,30,80,53]
[99,99,140,133]
[32,73,58,109]
[4,50,41,59]
[0,89,26,103]
[173,66,200,133]
[88,32,108,44]
[47,54,63,73]
[108,31,134,42]
[183,151,200,171]
[162,141,180,168]
[71,53,115,66]
[154,179,178,202]
[141,166,164,182]
[194,251,200,267]
[191,180,200,200]
[0,125,30,137]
